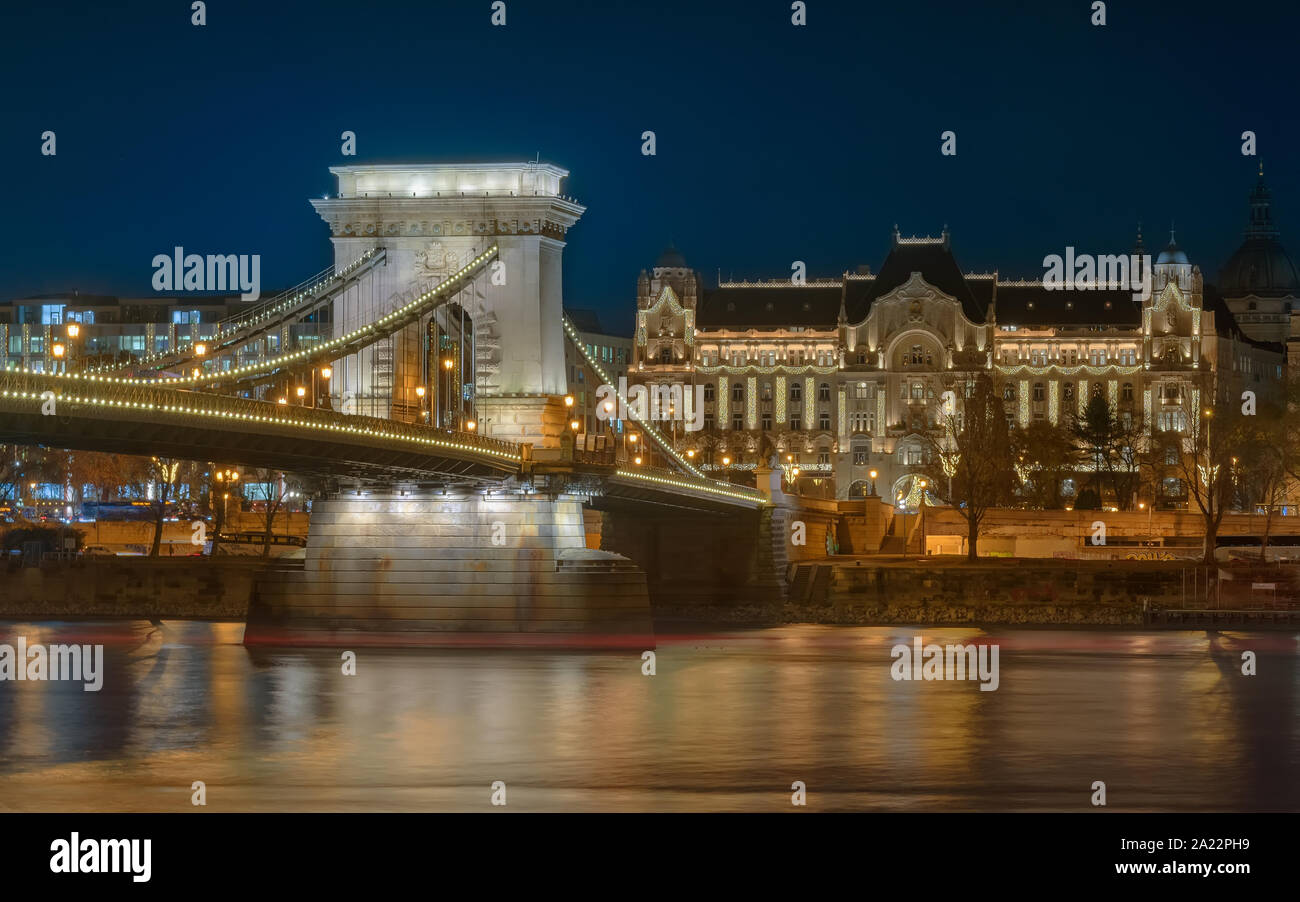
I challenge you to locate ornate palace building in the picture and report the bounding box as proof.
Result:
[630,173,1294,503]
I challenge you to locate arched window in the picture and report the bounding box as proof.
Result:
[659,347,672,364]
[1003,385,1016,401]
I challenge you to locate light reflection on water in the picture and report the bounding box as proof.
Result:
[0,621,1295,811]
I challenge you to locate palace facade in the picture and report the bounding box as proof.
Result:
[630,173,1297,504]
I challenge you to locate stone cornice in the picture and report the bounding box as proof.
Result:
[310,195,585,240]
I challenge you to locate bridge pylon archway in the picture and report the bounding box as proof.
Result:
[311,163,585,451]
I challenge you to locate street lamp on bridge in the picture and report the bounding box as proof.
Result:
[443,358,455,426]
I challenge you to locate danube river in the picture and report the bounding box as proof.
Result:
[0,621,1295,811]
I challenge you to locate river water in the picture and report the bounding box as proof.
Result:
[0,621,1295,811]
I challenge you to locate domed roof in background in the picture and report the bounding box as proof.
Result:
[1219,240,1300,295]
[1219,166,1300,296]
[1156,229,1189,265]
[656,244,686,268]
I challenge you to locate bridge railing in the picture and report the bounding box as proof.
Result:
[612,462,767,505]
[94,248,385,376]
[108,245,498,390]
[560,313,710,482]
[0,368,521,464]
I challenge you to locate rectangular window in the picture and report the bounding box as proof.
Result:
[790,414,802,431]
[733,414,744,431]
[761,413,772,430]
[819,413,831,430]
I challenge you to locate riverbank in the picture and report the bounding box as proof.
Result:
[0,558,271,619]
[2,555,1292,628]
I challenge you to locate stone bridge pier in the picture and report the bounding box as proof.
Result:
[593,472,791,611]
[246,490,652,648]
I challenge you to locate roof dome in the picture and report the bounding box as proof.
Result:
[656,244,686,268]
[1155,229,1189,265]
[1219,239,1300,296]
[1218,166,1300,296]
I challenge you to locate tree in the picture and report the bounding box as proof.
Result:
[1070,393,1142,510]
[1240,403,1290,561]
[124,456,189,557]
[924,372,1015,560]
[1166,400,1243,565]
[0,445,22,504]
[695,426,724,469]
[1011,421,1079,509]
[68,451,129,507]
[244,468,301,557]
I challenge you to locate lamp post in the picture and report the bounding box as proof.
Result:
[897,490,907,560]
[66,323,80,372]
[212,467,239,551]
[443,358,455,426]
[604,400,615,458]
[918,479,928,556]
[314,365,331,409]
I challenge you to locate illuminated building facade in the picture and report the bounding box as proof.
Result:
[632,209,1285,504]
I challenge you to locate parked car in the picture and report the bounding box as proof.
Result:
[80,544,115,557]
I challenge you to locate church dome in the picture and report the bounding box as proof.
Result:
[1219,167,1300,296]
[656,244,686,268]
[1219,239,1300,296]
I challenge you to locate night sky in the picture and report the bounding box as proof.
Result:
[3,0,1297,333]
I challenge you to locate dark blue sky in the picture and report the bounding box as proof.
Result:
[3,0,1297,333]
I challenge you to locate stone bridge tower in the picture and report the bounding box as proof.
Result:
[311,162,585,448]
